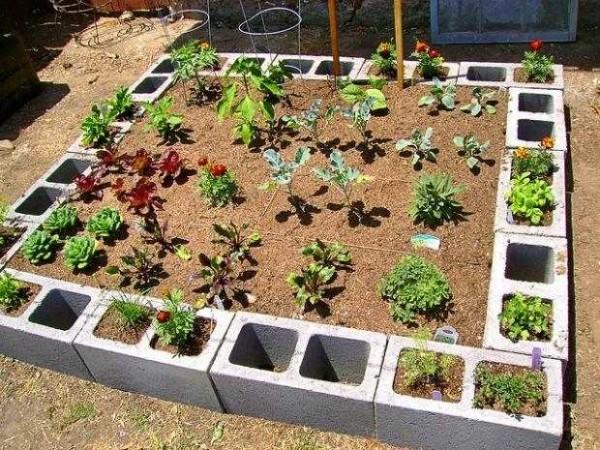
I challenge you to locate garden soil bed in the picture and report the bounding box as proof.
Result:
[514,68,555,84]
[93,304,154,345]
[0,225,26,259]
[9,81,509,347]
[0,281,41,318]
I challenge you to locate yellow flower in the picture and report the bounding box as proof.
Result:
[514,147,530,159]
[377,42,391,58]
[541,136,555,149]
[199,41,210,50]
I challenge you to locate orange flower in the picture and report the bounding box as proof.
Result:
[514,147,530,159]
[415,40,429,53]
[541,137,555,149]
[199,41,210,50]
[377,42,391,58]
[530,39,543,52]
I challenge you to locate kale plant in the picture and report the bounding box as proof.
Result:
[313,150,370,206]
[453,133,490,170]
[395,128,437,167]
[460,87,496,116]
[418,78,456,110]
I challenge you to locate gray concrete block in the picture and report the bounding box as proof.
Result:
[302,56,365,81]
[509,64,564,91]
[272,54,318,79]
[506,88,567,151]
[375,335,563,450]
[0,269,100,379]
[74,292,233,410]
[67,121,133,156]
[129,71,174,103]
[358,60,459,85]
[457,62,513,88]
[0,221,36,271]
[210,312,387,437]
[6,180,68,225]
[495,149,567,238]
[43,153,95,188]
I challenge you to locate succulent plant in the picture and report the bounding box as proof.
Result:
[86,207,124,240]
[21,230,58,265]
[64,235,98,270]
[43,205,79,236]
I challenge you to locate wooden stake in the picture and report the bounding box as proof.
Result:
[393,0,404,84]
[327,0,341,77]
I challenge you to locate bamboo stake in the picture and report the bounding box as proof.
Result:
[393,0,404,84]
[327,0,341,77]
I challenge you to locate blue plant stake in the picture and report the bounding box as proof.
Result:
[432,390,442,401]
[531,347,542,370]
[433,325,459,345]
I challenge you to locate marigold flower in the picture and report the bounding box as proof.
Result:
[514,147,530,159]
[377,42,391,58]
[415,40,429,53]
[199,41,210,50]
[210,164,227,177]
[541,136,555,149]
[530,39,543,52]
[428,48,440,58]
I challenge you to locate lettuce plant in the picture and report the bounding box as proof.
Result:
[313,150,370,206]
[410,173,464,227]
[64,235,98,270]
[460,87,496,116]
[259,147,310,198]
[418,78,456,110]
[21,230,58,265]
[396,128,437,167]
[86,207,124,240]
[43,205,78,237]
[0,272,24,310]
[157,149,184,180]
[453,133,490,170]
[507,173,555,225]
[301,240,351,267]
[522,39,554,83]
[500,293,552,342]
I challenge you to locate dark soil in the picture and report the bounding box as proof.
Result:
[393,350,464,402]
[150,317,214,356]
[0,281,41,318]
[514,68,555,84]
[9,80,509,347]
[0,225,26,259]
[93,304,154,345]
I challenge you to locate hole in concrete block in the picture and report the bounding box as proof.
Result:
[132,76,168,94]
[229,323,298,372]
[15,187,62,216]
[517,119,555,142]
[505,243,555,284]
[280,58,314,74]
[300,334,369,385]
[315,60,354,76]
[466,66,507,82]
[518,93,554,114]
[46,159,91,184]
[29,289,91,331]
[152,58,174,74]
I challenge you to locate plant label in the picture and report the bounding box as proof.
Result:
[506,210,514,224]
[411,234,441,250]
[433,326,459,345]
[431,390,442,401]
[532,347,542,370]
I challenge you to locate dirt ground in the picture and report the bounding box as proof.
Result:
[0,11,599,450]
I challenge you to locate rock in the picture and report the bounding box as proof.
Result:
[62,62,73,69]
[0,140,15,151]
[88,75,99,84]
[103,51,119,59]
[119,10,134,22]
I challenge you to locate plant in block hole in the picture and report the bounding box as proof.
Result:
[461,87,496,116]
[111,292,151,329]
[154,288,196,349]
[507,173,555,225]
[81,103,116,147]
[287,263,336,309]
[64,235,98,270]
[211,222,261,262]
[313,150,371,208]
[0,272,25,311]
[106,247,163,292]
[411,41,444,79]
[86,207,124,240]
[195,254,237,308]
[259,147,310,200]
[453,133,490,171]
[474,364,546,416]
[144,97,183,138]
[379,255,451,323]
[511,146,554,179]
[399,328,460,389]
[282,99,337,144]
[372,41,397,76]
[410,173,464,228]
[301,240,352,268]
[395,128,438,168]
[43,205,79,237]
[418,78,456,110]
[21,230,58,265]
[197,163,239,207]
[521,40,554,83]
[500,293,552,342]
[108,86,134,120]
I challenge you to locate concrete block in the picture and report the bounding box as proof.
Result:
[403,60,460,85]
[74,292,233,410]
[495,149,567,238]
[6,181,68,225]
[506,88,567,151]
[303,56,365,81]
[375,335,563,450]
[272,54,318,78]
[67,121,133,156]
[148,54,175,76]
[509,64,564,91]
[210,312,386,436]
[129,72,174,103]
[218,52,278,77]
[0,221,36,271]
[0,269,99,379]
[457,62,513,88]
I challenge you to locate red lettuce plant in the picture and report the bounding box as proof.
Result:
[74,174,103,200]
[157,149,184,180]
[126,148,154,175]
[120,178,163,214]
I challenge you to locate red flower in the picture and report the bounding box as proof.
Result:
[428,48,440,58]
[198,157,209,167]
[156,310,171,323]
[530,39,543,52]
[415,40,429,53]
[158,149,183,178]
[210,164,227,177]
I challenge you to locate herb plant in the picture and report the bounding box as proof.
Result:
[500,293,552,342]
[21,230,58,265]
[64,235,98,270]
[259,147,310,198]
[86,207,124,240]
[507,173,555,225]
[511,147,554,179]
[396,128,437,167]
[379,255,451,323]
[111,292,151,328]
[106,247,163,291]
[0,272,25,310]
[521,40,554,83]
[314,150,370,207]
[453,133,490,170]
[301,240,351,267]
[410,173,464,227]
[411,41,444,79]
[371,41,397,76]
[211,222,261,262]
[81,103,116,147]
[418,78,456,110]
[287,263,336,309]
[198,164,239,206]
[43,205,78,237]
[144,97,183,138]
[154,288,195,348]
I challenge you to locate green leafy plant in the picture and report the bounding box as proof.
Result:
[395,128,437,167]
[341,96,376,147]
[511,147,554,179]
[64,235,98,270]
[521,39,554,83]
[108,86,134,119]
[460,87,496,116]
[411,40,444,79]
[507,173,555,225]
[154,288,196,348]
[211,222,261,262]
[196,254,237,304]
[81,103,116,147]
[232,96,260,146]
[418,78,456,110]
[453,133,490,170]
[0,272,25,310]
[314,150,371,207]
[474,364,546,415]
[339,83,387,111]
[110,292,151,328]
[379,255,451,323]
[144,97,183,138]
[287,263,336,309]
[399,328,459,388]
[43,205,79,237]
[21,230,58,265]
[259,147,310,198]
[197,164,239,207]
[106,247,163,292]
[281,99,337,144]
[301,240,351,267]
[500,293,552,342]
[86,207,124,240]
[371,41,397,76]
[410,173,464,227]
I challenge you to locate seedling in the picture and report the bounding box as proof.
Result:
[106,246,163,292]
[81,103,116,147]
[195,254,237,307]
[460,87,496,116]
[418,78,456,110]
[341,97,376,147]
[259,147,310,200]
[410,173,464,227]
[0,272,25,310]
[301,240,351,268]
[287,262,336,309]
[313,150,371,207]
[108,86,134,119]
[157,149,184,180]
[73,174,103,200]
[110,292,152,329]
[395,128,437,167]
[282,99,337,144]
[86,207,124,240]
[211,222,261,262]
[453,133,490,170]
[43,205,79,237]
